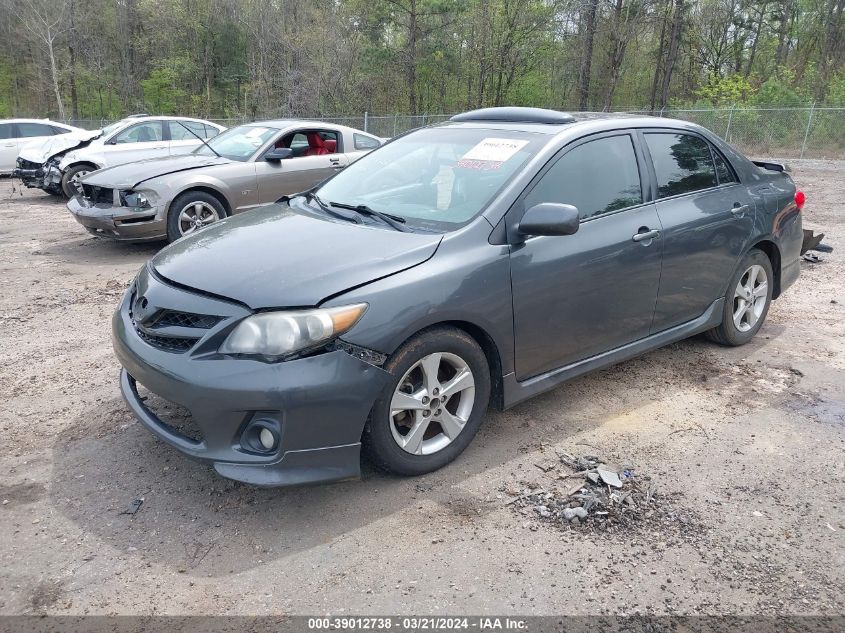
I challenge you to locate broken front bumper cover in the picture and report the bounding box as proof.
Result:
[112,278,391,486]
[800,229,833,255]
[14,159,61,190]
[67,195,167,242]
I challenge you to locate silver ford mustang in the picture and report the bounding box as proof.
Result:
[66,120,382,243]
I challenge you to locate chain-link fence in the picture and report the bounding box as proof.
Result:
[62,107,844,160]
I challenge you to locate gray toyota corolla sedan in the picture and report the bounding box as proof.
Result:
[113,107,804,486]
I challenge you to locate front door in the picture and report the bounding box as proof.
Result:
[103,120,169,167]
[641,131,756,332]
[256,130,348,203]
[510,132,663,381]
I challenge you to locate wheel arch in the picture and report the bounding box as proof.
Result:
[168,185,232,218]
[750,238,782,298]
[389,320,505,411]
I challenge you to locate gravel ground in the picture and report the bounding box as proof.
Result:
[0,167,842,617]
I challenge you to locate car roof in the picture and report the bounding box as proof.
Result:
[0,118,73,125]
[438,111,707,138]
[241,119,371,134]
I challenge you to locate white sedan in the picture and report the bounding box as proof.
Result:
[0,119,84,174]
[16,115,226,197]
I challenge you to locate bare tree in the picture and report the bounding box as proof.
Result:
[20,0,71,119]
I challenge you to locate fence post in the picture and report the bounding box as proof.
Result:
[725,106,734,141]
[364,111,368,133]
[800,103,815,159]
[393,113,398,137]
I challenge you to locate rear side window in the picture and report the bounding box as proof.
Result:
[203,124,221,139]
[354,133,380,150]
[50,125,72,135]
[525,134,643,220]
[713,149,738,184]
[168,120,209,141]
[645,133,717,198]
[16,122,58,137]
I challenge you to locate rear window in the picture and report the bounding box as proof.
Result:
[645,133,718,198]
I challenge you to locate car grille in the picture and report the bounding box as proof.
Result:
[129,290,223,354]
[152,310,222,330]
[81,184,113,204]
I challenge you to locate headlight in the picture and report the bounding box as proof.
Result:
[122,191,153,209]
[219,303,368,358]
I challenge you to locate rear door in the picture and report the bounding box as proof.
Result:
[102,120,168,167]
[256,129,348,203]
[641,130,755,332]
[167,120,211,156]
[509,131,664,380]
[0,123,16,171]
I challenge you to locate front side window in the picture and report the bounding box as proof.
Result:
[277,130,339,157]
[314,127,544,230]
[111,121,163,144]
[193,125,278,161]
[645,133,718,198]
[524,134,643,220]
[0,123,12,140]
[17,122,57,137]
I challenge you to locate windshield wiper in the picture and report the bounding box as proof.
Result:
[303,191,362,223]
[328,201,410,232]
[176,121,222,158]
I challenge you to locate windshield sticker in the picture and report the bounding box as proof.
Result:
[460,138,528,163]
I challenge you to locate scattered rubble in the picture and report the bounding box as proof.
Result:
[508,452,696,532]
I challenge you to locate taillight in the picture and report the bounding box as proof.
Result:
[795,190,806,210]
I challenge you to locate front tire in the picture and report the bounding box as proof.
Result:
[362,327,491,476]
[166,191,227,243]
[706,248,774,346]
[61,163,96,198]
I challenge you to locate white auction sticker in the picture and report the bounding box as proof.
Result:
[461,138,529,163]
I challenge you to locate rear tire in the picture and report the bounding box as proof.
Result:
[166,191,227,243]
[61,163,97,198]
[362,327,491,476]
[706,248,773,346]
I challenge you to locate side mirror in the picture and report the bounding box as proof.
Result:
[265,147,293,162]
[517,203,580,237]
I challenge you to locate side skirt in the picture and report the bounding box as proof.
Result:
[501,298,724,409]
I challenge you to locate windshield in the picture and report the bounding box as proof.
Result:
[315,127,542,230]
[100,120,128,136]
[193,124,278,161]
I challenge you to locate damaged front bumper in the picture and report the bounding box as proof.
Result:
[112,269,391,486]
[66,194,167,242]
[13,157,61,190]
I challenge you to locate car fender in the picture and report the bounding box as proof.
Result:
[168,174,236,215]
[59,149,104,172]
[323,221,516,377]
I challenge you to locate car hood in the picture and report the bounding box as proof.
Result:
[152,203,442,308]
[18,130,102,163]
[83,154,232,189]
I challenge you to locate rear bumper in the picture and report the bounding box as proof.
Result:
[112,279,391,486]
[67,195,167,242]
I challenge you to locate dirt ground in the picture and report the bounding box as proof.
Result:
[0,164,843,617]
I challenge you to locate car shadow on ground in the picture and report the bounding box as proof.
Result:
[47,331,775,577]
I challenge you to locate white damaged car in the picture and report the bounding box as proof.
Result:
[15,115,225,197]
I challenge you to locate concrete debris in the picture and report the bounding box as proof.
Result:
[508,453,687,531]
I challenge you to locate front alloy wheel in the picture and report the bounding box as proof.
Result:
[363,327,491,476]
[390,352,476,455]
[178,201,221,236]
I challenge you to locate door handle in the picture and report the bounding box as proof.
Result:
[632,228,660,242]
[731,204,750,216]
[2,143,14,147]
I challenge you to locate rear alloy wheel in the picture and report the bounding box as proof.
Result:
[706,248,773,346]
[61,163,96,198]
[363,327,491,476]
[166,191,227,242]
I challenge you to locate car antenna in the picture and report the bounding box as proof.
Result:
[176,120,221,158]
